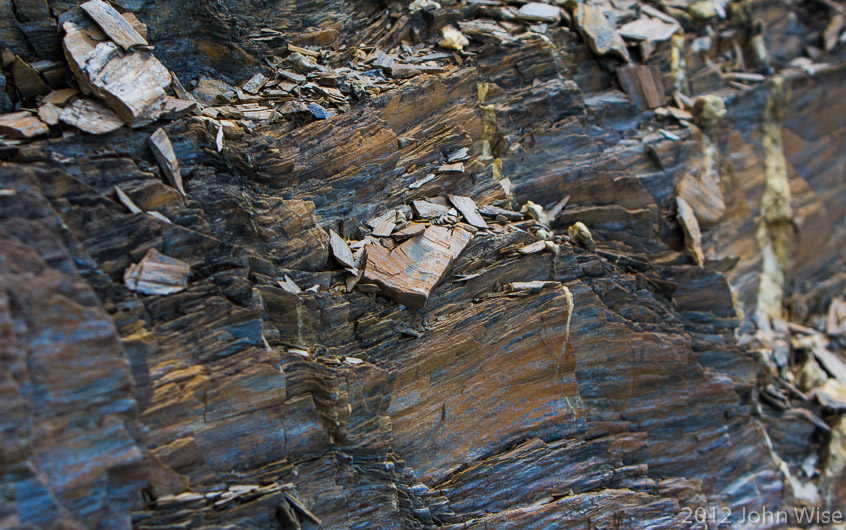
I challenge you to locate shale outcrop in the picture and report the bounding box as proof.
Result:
[1,0,846,528]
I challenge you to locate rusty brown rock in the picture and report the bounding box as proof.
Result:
[362,225,472,307]
[0,111,49,138]
[617,64,666,109]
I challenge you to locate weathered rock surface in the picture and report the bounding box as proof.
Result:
[1,0,846,529]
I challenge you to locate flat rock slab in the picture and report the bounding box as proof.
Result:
[124,248,190,295]
[81,0,148,50]
[0,111,49,138]
[149,128,185,195]
[618,16,680,42]
[571,3,631,62]
[617,64,666,109]
[59,98,124,134]
[63,20,171,127]
[362,225,472,307]
[448,194,488,229]
[517,2,562,22]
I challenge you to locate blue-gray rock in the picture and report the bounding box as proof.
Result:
[308,102,332,119]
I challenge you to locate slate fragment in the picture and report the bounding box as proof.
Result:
[12,56,50,98]
[362,225,472,307]
[308,102,332,119]
[0,111,49,138]
[329,229,356,269]
[616,64,666,109]
[59,98,124,134]
[148,128,185,196]
[570,3,631,62]
[413,200,451,219]
[618,16,680,42]
[676,196,705,266]
[517,2,562,23]
[124,248,190,295]
[63,20,171,127]
[81,0,149,50]
[448,194,488,229]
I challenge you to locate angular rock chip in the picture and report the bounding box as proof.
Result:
[413,200,451,219]
[12,56,50,98]
[362,225,472,308]
[114,185,143,214]
[242,72,268,94]
[446,147,469,163]
[148,128,185,196]
[160,96,197,120]
[570,3,631,62]
[372,49,395,70]
[676,196,704,266]
[37,102,60,125]
[81,0,149,50]
[63,20,171,127]
[59,97,124,134]
[124,248,190,295]
[368,210,397,237]
[478,204,524,221]
[448,194,488,229]
[618,16,680,42]
[393,223,426,240]
[329,229,356,269]
[518,240,548,255]
[308,102,332,120]
[409,173,435,189]
[517,2,562,23]
[43,88,80,106]
[0,111,49,138]
[277,275,302,294]
[616,64,666,109]
[814,347,846,384]
[438,162,464,172]
[507,280,558,292]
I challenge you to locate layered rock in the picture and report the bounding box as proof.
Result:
[1,0,846,529]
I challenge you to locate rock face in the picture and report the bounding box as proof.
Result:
[1,0,846,529]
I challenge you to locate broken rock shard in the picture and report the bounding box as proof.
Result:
[124,248,190,295]
[570,3,632,62]
[63,20,171,127]
[0,111,49,138]
[81,0,149,51]
[59,98,124,134]
[362,225,472,308]
[448,194,488,229]
[329,229,356,269]
[148,128,186,196]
